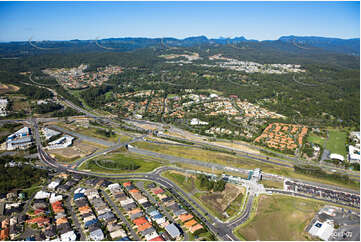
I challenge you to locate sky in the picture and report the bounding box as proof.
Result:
[0,1,359,42]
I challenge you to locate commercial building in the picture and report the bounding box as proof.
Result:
[308,220,334,241]
[6,127,33,150]
[42,127,61,140]
[47,135,74,150]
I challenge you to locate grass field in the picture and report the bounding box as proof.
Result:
[235,194,329,241]
[307,133,325,146]
[135,141,360,191]
[75,126,132,143]
[326,129,347,157]
[53,153,80,163]
[79,152,163,173]
[260,179,284,189]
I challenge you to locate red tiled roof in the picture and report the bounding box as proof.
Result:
[149,236,164,241]
[133,217,148,226]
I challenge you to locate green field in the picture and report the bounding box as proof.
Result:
[79,152,163,173]
[326,129,347,157]
[307,133,325,146]
[259,179,284,189]
[235,194,331,241]
[135,141,360,191]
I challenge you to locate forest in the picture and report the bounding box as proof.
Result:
[0,43,358,129]
[0,156,48,195]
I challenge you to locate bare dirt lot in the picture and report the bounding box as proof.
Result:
[0,83,20,94]
[47,139,100,163]
[212,141,260,154]
[200,183,242,212]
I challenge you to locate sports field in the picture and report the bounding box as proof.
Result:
[326,129,347,157]
[235,194,328,241]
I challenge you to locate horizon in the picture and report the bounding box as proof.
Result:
[1,34,360,43]
[0,1,360,42]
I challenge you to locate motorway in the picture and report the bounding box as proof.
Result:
[5,78,358,240]
[33,119,359,241]
[23,73,359,180]
[33,126,248,240]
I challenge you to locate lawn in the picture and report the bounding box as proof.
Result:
[235,194,329,241]
[326,129,347,157]
[79,152,163,173]
[307,133,325,147]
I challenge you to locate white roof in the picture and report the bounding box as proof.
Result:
[48,181,61,189]
[90,229,104,241]
[60,231,77,241]
[210,93,218,98]
[348,145,360,162]
[329,153,344,161]
[15,127,30,135]
[109,229,127,239]
[108,183,121,190]
[34,190,50,199]
[165,223,181,238]
[309,220,334,241]
[74,187,85,194]
[42,127,61,140]
[50,193,63,203]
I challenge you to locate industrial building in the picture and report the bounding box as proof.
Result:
[6,127,33,150]
[42,127,61,140]
[47,135,74,150]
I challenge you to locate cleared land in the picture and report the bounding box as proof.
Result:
[163,170,244,220]
[0,83,20,94]
[235,194,331,241]
[326,129,347,157]
[48,139,100,163]
[225,191,245,218]
[212,141,260,154]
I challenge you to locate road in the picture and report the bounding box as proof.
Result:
[47,125,116,147]
[73,133,147,169]
[25,72,359,179]
[35,135,360,241]
[18,84,358,240]
[100,190,140,241]
[64,190,86,241]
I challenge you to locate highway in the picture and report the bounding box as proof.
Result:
[24,72,359,180]
[10,78,358,239]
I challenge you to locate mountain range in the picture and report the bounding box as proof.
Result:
[0,35,359,57]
